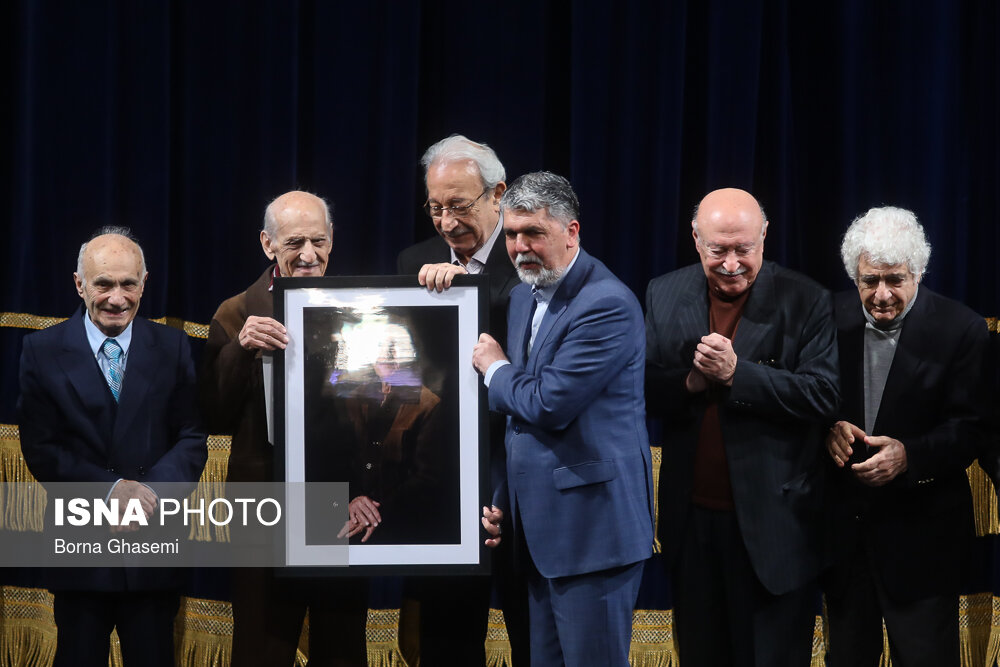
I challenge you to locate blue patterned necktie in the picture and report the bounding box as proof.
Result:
[102,338,123,402]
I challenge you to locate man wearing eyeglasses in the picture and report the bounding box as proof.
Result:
[397,135,527,667]
[644,188,840,666]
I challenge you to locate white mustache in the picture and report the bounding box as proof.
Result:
[515,253,543,268]
[714,266,747,277]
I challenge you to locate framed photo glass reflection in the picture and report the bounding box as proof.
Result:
[273,275,489,575]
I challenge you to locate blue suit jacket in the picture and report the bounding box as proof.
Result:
[17,308,207,591]
[488,249,654,579]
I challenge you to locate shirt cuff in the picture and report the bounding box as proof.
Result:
[105,480,159,503]
[105,478,124,503]
[484,360,511,387]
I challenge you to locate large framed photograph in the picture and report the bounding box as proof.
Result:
[273,275,489,575]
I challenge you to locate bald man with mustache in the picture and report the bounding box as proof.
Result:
[644,188,840,666]
[201,191,368,667]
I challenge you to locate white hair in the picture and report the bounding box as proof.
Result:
[840,206,931,280]
[421,134,506,190]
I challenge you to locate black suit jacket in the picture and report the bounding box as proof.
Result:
[17,309,208,591]
[825,287,988,602]
[645,261,840,595]
[397,231,520,349]
[397,230,519,504]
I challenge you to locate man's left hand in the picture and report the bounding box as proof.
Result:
[851,436,907,487]
[418,263,467,292]
[472,333,508,374]
[693,333,737,386]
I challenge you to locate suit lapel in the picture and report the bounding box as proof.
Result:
[528,297,564,374]
[484,235,519,301]
[113,318,160,444]
[673,270,710,346]
[508,286,534,369]
[59,310,116,415]
[732,262,777,362]
[246,265,276,319]
[525,250,593,372]
[874,290,931,433]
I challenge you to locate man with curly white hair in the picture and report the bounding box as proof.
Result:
[824,205,990,666]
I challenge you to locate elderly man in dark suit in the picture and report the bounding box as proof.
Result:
[397,134,528,666]
[473,172,654,666]
[644,188,839,666]
[17,227,207,667]
[824,207,989,667]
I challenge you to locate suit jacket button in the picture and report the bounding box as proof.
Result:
[137,466,146,476]
[513,426,521,434]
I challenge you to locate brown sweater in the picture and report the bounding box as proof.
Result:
[200,266,276,483]
[690,290,748,510]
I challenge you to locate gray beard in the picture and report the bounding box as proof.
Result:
[516,264,563,288]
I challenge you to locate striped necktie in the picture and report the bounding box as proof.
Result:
[102,338,123,402]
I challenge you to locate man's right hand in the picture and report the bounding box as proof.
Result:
[827,420,865,467]
[337,496,382,543]
[238,316,288,351]
[418,263,467,292]
[109,480,158,533]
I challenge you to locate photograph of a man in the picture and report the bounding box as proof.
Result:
[303,306,460,547]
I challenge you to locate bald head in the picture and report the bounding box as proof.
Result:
[692,188,768,300]
[260,190,333,278]
[74,232,148,337]
[263,191,332,238]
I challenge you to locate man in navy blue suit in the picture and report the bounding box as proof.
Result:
[17,227,207,667]
[473,172,654,666]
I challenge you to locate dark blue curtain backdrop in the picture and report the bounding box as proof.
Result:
[1,0,998,423]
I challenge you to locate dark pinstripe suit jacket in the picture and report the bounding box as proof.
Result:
[645,261,839,595]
